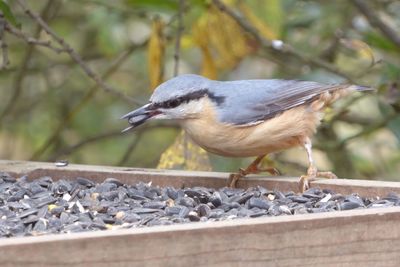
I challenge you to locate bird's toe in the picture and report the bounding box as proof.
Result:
[316,171,338,179]
[298,175,311,193]
[269,167,281,176]
[227,173,240,188]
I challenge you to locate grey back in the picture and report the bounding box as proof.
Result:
[151,74,339,125]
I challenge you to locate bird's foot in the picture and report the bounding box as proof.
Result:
[259,167,281,176]
[246,164,281,176]
[227,172,244,188]
[298,167,337,193]
[227,165,280,188]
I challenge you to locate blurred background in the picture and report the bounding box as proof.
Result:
[0,0,399,181]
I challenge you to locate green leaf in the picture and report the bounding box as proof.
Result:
[125,0,179,12]
[388,117,400,144]
[0,0,20,28]
[125,0,203,13]
[382,63,400,81]
[378,100,400,144]
[245,0,283,38]
[364,31,399,53]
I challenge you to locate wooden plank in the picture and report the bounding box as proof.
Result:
[1,160,400,197]
[0,207,400,267]
[1,160,400,266]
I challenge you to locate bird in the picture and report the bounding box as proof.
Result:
[121,74,372,192]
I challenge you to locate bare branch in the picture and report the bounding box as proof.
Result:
[339,112,398,146]
[116,124,180,166]
[48,124,178,163]
[173,0,184,77]
[315,124,356,177]
[211,0,353,82]
[31,43,144,160]
[15,0,141,105]
[4,23,66,53]
[48,130,122,160]
[334,113,374,126]
[0,0,54,124]
[0,41,8,69]
[0,13,10,70]
[352,0,400,48]
[117,136,142,166]
[330,94,366,123]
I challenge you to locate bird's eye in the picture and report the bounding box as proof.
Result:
[168,99,180,108]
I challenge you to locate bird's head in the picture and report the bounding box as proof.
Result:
[121,74,223,132]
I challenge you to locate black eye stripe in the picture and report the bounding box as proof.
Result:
[152,89,225,109]
[167,99,180,108]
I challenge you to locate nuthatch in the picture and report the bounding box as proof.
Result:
[121,74,372,192]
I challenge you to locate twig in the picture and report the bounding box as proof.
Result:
[117,124,179,166]
[0,0,54,124]
[31,43,144,160]
[49,124,179,161]
[75,0,148,18]
[338,112,398,146]
[117,136,142,166]
[172,0,189,166]
[334,113,374,126]
[211,0,353,82]
[48,130,122,160]
[330,94,366,123]
[0,40,8,69]
[15,0,140,105]
[173,0,184,77]
[0,13,9,70]
[352,0,400,48]
[314,123,356,177]
[4,23,66,53]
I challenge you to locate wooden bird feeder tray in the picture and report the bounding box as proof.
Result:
[0,160,400,267]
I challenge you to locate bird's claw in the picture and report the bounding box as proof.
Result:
[298,170,338,193]
[228,166,280,188]
[227,173,243,188]
[298,175,313,193]
[316,171,338,179]
[263,167,280,176]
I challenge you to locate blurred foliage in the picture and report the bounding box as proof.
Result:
[0,0,400,181]
[147,17,165,90]
[0,0,19,27]
[157,131,211,171]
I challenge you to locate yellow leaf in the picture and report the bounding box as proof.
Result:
[147,17,165,91]
[259,155,278,171]
[243,0,283,39]
[340,39,375,65]
[192,17,218,79]
[200,46,218,80]
[192,3,252,72]
[157,131,212,171]
[239,2,277,40]
[181,34,194,49]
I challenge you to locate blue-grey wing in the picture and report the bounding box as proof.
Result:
[209,79,338,125]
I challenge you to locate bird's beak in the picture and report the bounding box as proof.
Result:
[120,103,161,133]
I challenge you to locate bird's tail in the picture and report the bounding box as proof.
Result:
[347,84,375,92]
[311,83,374,111]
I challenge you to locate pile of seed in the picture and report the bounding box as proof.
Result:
[0,172,399,238]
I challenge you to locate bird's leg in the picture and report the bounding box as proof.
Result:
[298,137,337,192]
[228,154,280,188]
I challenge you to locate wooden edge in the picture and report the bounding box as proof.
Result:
[1,160,400,197]
[1,206,399,247]
[2,207,400,267]
[2,161,400,266]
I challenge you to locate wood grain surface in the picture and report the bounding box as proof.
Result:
[1,160,400,197]
[0,207,399,267]
[1,160,400,267]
